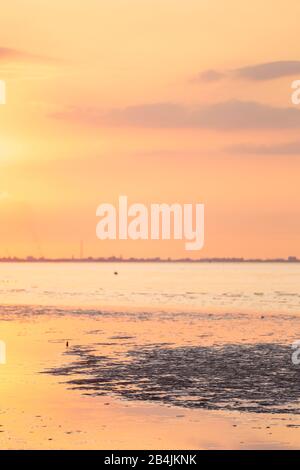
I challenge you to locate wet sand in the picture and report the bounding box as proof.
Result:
[1,306,300,449]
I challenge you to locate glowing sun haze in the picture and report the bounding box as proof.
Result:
[0,0,300,258]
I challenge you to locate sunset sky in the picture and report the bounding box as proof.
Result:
[0,0,300,259]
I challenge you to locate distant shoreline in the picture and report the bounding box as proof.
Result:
[0,257,299,263]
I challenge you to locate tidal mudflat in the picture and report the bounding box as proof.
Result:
[0,262,300,449]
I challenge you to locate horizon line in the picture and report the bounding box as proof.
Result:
[0,256,299,263]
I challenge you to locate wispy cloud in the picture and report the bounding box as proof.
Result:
[191,69,224,83]
[0,46,61,82]
[236,61,300,81]
[52,100,300,130]
[226,141,300,156]
[0,46,55,64]
[194,60,300,83]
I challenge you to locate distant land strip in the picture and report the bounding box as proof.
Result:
[0,256,299,263]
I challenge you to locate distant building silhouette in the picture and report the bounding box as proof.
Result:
[0,256,298,263]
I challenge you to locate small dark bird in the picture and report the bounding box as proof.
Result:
[66,341,69,348]
[114,271,118,275]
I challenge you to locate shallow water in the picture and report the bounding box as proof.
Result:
[0,262,300,314]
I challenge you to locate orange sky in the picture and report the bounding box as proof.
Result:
[0,0,300,259]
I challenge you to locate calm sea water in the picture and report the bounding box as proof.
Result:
[0,262,299,314]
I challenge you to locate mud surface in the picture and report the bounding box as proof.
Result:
[45,343,300,414]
